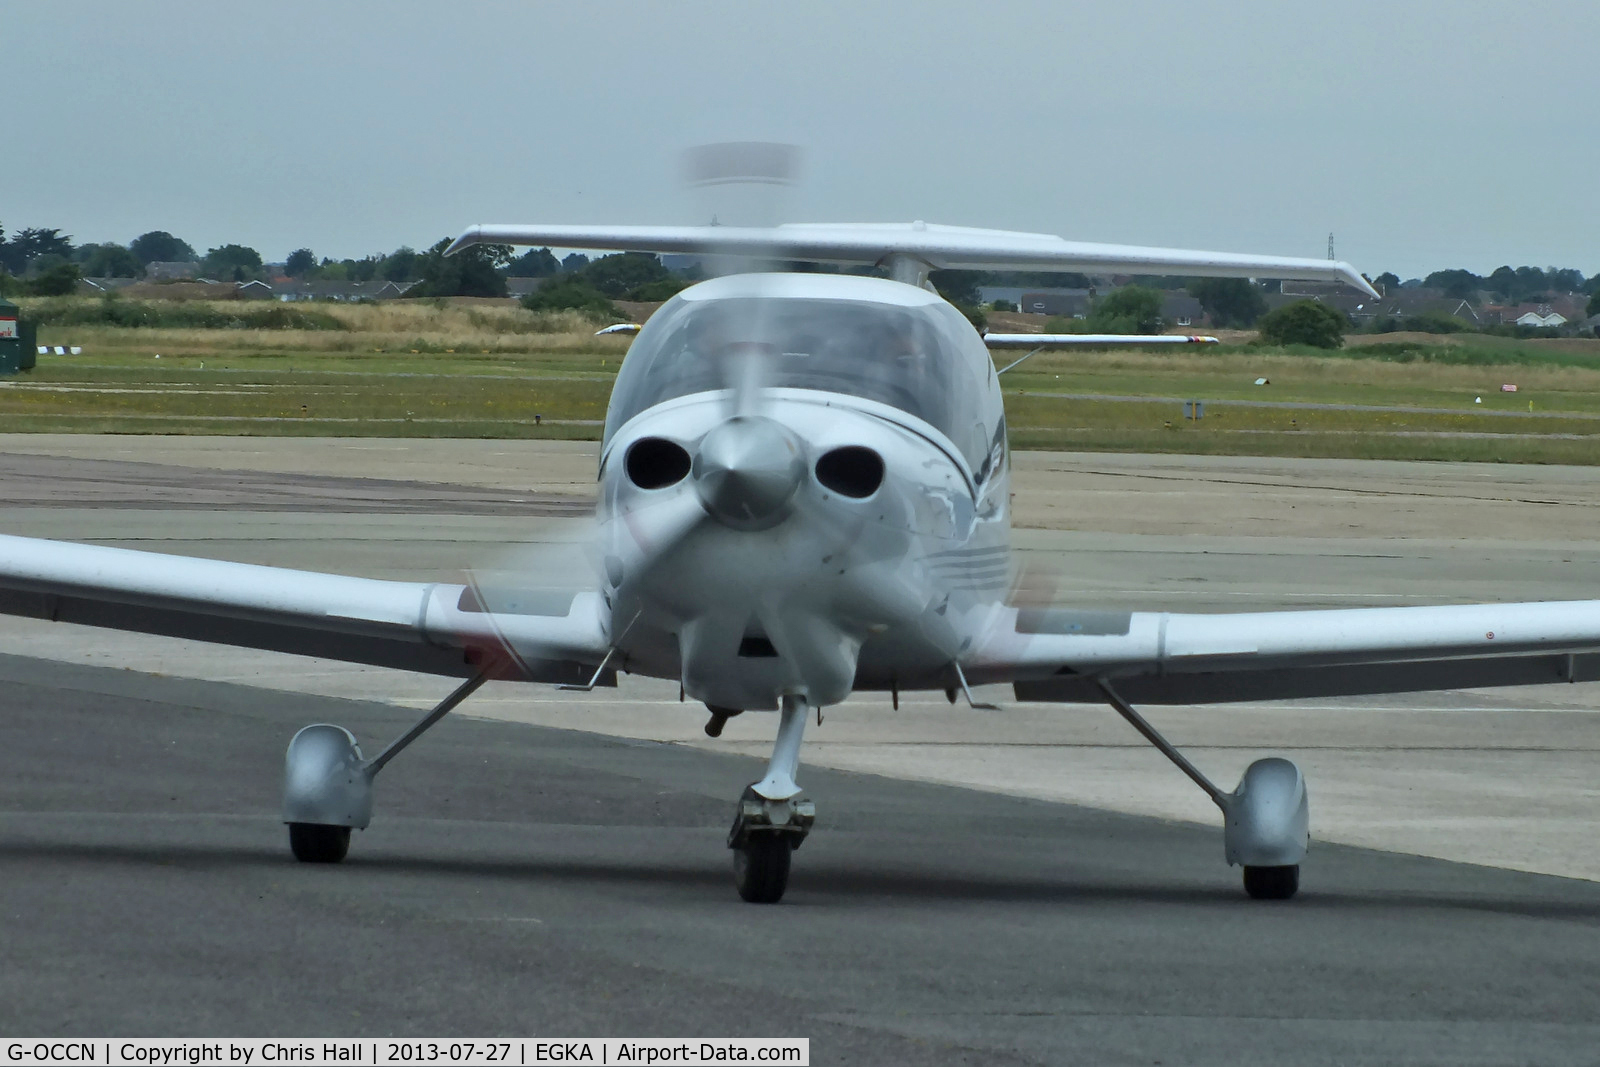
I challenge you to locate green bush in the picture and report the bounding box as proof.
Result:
[1187,278,1267,327]
[951,302,988,332]
[1405,312,1474,334]
[519,277,622,320]
[1086,285,1164,334]
[1257,300,1346,348]
[24,262,82,296]
[23,297,344,330]
[625,278,688,302]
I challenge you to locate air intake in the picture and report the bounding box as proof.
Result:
[625,437,692,489]
[814,446,884,499]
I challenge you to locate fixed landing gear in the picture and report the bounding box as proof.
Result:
[727,692,816,903]
[1242,864,1300,900]
[1096,680,1310,900]
[281,666,494,864]
[288,822,350,863]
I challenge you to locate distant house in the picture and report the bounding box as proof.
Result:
[1268,286,1478,328]
[1019,289,1094,317]
[77,277,140,295]
[1478,298,1583,327]
[1513,306,1568,328]
[977,287,1027,307]
[234,280,275,300]
[275,279,416,302]
[505,276,547,300]
[145,261,201,281]
[1160,293,1204,328]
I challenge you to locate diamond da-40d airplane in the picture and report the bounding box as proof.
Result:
[4,221,1599,904]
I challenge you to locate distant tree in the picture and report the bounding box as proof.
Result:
[1585,273,1600,296]
[27,253,73,277]
[1588,290,1600,318]
[930,270,985,307]
[1423,269,1482,301]
[78,243,143,278]
[23,261,82,296]
[1186,278,1267,328]
[1513,265,1549,298]
[990,300,1017,312]
[13,227,73,262]
[408,238,510,298]
[520,276,620,318]
[561,252,590,273]
[202,244,264,281]
[582,252,676,299]
[506,246,560,277]
[0,271,18,297]
[381,247,421,282]
[1257,299,1346,348]
[1086,284,1164,334]
[1373,272,1401,292]
[1548,267,1585,293]
[130,231,196,265]
[285,248,317,277]
[1486,265,1519,300]
[0,227,74,274]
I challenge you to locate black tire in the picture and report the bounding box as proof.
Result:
[288,822,351,864]
[733,834,792,904]
[1243,864,1299,900]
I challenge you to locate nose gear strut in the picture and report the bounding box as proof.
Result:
[727,692,815,903]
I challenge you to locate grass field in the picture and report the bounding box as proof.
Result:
[8,297,1600,463]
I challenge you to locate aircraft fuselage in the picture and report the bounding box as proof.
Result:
[593,273,1010,710]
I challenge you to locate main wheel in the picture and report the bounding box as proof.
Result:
[733,834,792,904]
[288,822,351,863]
[1243,864,1299,900]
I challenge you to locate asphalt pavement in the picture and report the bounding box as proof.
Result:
[5,654,1600,1064]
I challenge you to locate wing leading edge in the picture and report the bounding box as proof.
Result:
[968,601,1600,704]
[0,534,612,684]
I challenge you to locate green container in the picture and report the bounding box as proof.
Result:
[0,297,36,373]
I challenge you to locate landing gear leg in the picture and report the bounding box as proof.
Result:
[282,664,496,863]
[1096,679,1309,900]
[727,692,815,903]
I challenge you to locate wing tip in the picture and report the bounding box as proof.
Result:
[444,227,481,257]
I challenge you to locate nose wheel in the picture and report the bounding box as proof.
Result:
[1243,864,1300,900]
[288,822,351,863]
[733,835,793,903]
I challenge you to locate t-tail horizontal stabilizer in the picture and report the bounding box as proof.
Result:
[983,333,1220,347]
[445,221,1380,297]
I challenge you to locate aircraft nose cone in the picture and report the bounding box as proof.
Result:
[693,416,805,531]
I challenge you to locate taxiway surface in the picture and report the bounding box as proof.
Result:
[3,437,1600,1060]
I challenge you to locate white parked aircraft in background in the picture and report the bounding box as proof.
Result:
[2,222,1596,904]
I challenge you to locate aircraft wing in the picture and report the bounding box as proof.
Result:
[0,534,612,685]
[966,601,1600,704]
[447,221,1379,297]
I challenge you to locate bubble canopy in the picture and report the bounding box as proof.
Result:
[602,275,999,469]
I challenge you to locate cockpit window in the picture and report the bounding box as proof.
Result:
[604,294,996,470]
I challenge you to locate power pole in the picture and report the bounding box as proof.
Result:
[1327,233,1335,261]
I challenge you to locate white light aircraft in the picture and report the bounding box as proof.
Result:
[3,222,1597,905]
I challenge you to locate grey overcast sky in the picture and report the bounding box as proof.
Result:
[5,0,1596,278]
